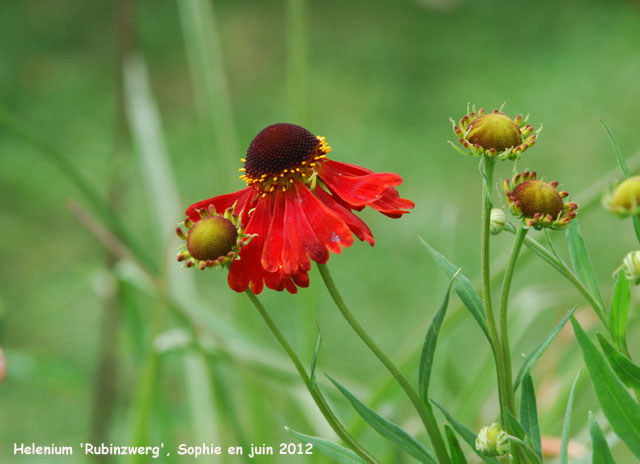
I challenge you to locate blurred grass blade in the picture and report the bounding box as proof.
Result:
[286,0,308,124]
[328,375,436,464]
[609,271,630,353]
[560,370,582,464]
[600,118,631,177]
[286,427,368,464]
[513,305,577,391]
[123,54,196,295]
[123,54,181,238]
[566,220,606,314]
[184,351,220,464]
[177,0,237,189]
[589,411,616,464]
[419,237,489,340]
[571,317,640,458]
[432,401,499,464]
[597,333,640,389]
[444,425,468,464]
[419,273,457,402]
[520,373,542,458]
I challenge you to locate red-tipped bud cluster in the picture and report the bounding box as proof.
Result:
[450,106,540,161]
[503,171,577,230]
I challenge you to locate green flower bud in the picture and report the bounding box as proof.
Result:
[187,216,238,261]
[621,250,640,285]
[605,176,640,217]
[475,423,510,457]
[467,113,523,152]
[490,208,506,235]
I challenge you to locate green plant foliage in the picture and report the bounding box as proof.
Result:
[588,412,616,464]
[597,333,640,389]
[286,427,369,464]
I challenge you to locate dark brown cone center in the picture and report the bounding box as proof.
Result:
[244,123,318,178]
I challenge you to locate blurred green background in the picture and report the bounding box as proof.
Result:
[2,0,640,462]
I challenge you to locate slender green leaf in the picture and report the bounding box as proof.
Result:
[419,273,457,402]
[560,370,582,464]
[513,305,577,391]
[588,411,616,464]
[506,410,526,440]
[432,401,499,464]
[328,376,436,464]
[609,271,631,353]
[597,333,640,389]
[419,237,489,340]
[600,118,631,177]
[444,425,469,464]
[566,220,605,312]
[507,437,542,464]
[572,317,640,458]
[309,327,321,387]
[520,373,542,458]
[286,427,368,464]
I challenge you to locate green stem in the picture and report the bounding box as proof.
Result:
[498,224,528,415]
[505,226,608,326]
[316,263,451,464]
[479,157,510,429]
[244,290,380,464]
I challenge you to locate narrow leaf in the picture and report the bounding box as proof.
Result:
[419,237,489,340]
[514,305,577,391]
[286,427,368,464]
[328,376,436,464]
[432,400,499,464]
[572,317,640,458]
[597,333,640,389]
[506,410,526,440]
[566,220,605,312]
[444,425,469,464]
[560,370,582,464]
[588,411,616,464]
[600,118,631,177]
[609,271,631,353]
[309,327,321,387]
[520,373,542,458]
[419,273,457,401]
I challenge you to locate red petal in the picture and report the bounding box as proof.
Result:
[185,187,254,223]
[317,163,403,207]
[261,190,286,273]
[314,186,375,246]
[323,159,373,176]
[227,195,273,294]
[283,187,327,269]
[370,187,415,218]
[296,183,354,255]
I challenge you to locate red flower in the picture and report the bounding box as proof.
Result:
[185,123,414,294]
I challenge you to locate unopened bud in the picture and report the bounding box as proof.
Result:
[476,423,510,457]
[490,208,506,235]
[621,250,640,285]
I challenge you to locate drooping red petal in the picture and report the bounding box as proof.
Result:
[370,187,415,218]
[317,163,403,207]
[296,182,354,255]
[227,195,273,294]
[281,188,316,274]
[314,186,375,246]
[185,187,254,223]
[261,190,286,273]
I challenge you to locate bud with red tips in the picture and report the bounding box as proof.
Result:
[449,104,541,161]
[503,170,578,229]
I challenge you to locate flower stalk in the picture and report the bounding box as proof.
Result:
[244,290,380,464]
[316,263,451,464]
